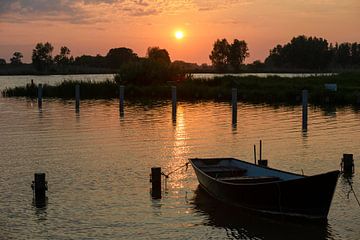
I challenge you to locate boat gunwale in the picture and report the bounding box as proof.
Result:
[190,157,340,219]
[189,157,339,186]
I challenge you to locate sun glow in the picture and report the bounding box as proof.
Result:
[175,31,184,40]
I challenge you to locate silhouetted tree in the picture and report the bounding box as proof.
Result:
[147,47,171,65]
[106,47,138,69]
[351,42,360,66]
[116,47,183,85]
[229,39,249,71]
[74,54,107,68]
[336,43,352,67]
[264,45,283,68]
[171,61,200,72]
[0,58,6,65]
[265,35,332,70]
[32,42,54,71]
[10,52,23,64]
[209,39,249,72]
[246,60,265,72]
[209,39,230,72]
[54,46,74,65]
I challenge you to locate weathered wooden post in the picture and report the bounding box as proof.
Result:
[172,86,177,120]
[302,90,308,131]
[37,84,43,108]
[253,144,257,164]
[151,167,161,199]
[119,85,124,116]
[75,84,80,111]
[257,140,268,166]
[341,153,355,174]
[31,173,48,207]
[232,88,237,125]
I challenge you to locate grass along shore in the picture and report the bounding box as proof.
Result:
[2,73,360,106]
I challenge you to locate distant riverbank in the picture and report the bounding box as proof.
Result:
[2,73,360,106]
[0,64,114,76]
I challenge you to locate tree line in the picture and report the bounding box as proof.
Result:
[264,35,360,70]
[1,35,360,75]
[209,35,360,72]
[0,42,141,73]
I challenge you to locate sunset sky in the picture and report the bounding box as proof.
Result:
[1,0,359,64]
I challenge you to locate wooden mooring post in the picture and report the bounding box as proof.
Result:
[253,144,257,164]
[75,84,80,111]
[31,173,48,207]
[341,154,355,174]
[37,84,43,108]
[151,167,162,199]
[119,85,124,116]
[257,140,268,167]
[232,88,237,125]
[302,90,308,131]
[172,86,177,120]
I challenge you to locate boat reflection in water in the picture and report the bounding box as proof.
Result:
[190,186,334,240]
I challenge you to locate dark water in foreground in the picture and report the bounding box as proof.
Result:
[0,98,359,239]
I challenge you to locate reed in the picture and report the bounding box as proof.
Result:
[3,73,360,106]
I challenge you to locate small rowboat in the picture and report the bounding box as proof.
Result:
[189,158,339,219]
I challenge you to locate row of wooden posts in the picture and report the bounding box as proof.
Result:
[30,145,355,203]
[36,84,310,130]
[31,152,355,206]
[30,85,353,203]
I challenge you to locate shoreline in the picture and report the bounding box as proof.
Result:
[2,73,360,106]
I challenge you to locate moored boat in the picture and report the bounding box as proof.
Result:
[189,157,339,219]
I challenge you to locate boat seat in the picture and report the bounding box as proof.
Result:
[202,167,247,178]
[218,176,280,184]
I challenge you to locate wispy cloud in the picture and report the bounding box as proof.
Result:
[0,0,249,24]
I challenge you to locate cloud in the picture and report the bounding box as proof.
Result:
[195,0,251,11]
[0,0,251,24]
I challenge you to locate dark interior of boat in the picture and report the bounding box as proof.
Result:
[201,166,280,184]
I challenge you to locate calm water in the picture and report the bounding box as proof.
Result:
[0,96,359,239]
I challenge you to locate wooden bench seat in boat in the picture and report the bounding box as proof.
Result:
[218,176,280,184]
[201,166,247,178]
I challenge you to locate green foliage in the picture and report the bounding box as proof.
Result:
[32,42,54,71]
[10,52,23,64]
[0,58,6,65]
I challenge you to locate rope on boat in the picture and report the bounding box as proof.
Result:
[161,162,190,178]
[346,178,360,208]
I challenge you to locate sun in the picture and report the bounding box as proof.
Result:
[175,31,184,40]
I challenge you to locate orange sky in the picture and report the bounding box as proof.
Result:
[1,0,359,64]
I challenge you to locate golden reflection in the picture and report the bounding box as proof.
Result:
[167,104,190,190]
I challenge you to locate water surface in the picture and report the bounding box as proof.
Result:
[0,98,359,239]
